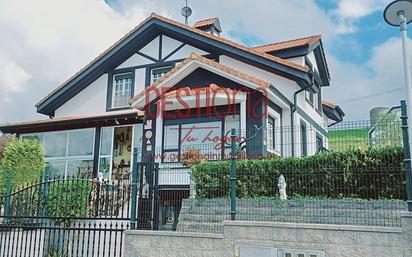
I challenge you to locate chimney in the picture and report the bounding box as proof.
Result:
[193,17,222,36]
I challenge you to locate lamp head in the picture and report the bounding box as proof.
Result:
[384,0,412,26]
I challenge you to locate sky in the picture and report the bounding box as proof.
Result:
[0,0,409,123]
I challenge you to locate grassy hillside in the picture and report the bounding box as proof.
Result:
[328,127,370,151]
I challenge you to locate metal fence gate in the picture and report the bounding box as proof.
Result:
[0,176,131,257]
[135,162,159,230]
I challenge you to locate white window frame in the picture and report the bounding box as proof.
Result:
[112,73,133,109]
[98,124,136,181]
[151,66,172,84]
[21,128,96,178]
[267,107,281,155]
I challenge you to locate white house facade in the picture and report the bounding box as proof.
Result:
[0,14,344,228]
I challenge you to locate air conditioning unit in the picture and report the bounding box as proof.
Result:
[235,245,326,257]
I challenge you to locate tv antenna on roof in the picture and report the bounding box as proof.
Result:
[181,0,192,25]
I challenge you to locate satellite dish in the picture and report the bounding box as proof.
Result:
[181,0,192,25]
[181,6,192,18]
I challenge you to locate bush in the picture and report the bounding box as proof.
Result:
[181,149,204,167]
[0,134,15,159]
[0,139,45,194]
[191,146,405,200]
[45,180,92,226]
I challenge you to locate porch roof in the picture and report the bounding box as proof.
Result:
[0,109,144,134]
[130,52,273,109]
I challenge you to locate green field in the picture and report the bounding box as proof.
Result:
[328,128,370,151]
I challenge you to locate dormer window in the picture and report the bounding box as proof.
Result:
[152,66,172,83]
[112,73,133,108]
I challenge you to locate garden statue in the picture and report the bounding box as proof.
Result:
[278,175,287,200]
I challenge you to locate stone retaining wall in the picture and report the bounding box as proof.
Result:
[124,213,412,257]
[177,199,406,233]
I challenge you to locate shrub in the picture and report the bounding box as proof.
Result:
[45,180,92,226]
[181,149,204,167]
[0,134,15,159]
[0,139,45,194]
[191,146,405,200]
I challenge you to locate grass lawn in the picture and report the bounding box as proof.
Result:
[328,127,370,151]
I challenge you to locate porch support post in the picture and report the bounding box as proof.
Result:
[4,173,12,218]
[230,129,237,221]
[240,100,247,139]
[401,100,412,211]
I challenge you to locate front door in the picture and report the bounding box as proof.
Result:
[111,126,133,181]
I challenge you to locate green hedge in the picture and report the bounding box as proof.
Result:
[45,180,92,226]
[191,146,406,200]
[0,139,45,194]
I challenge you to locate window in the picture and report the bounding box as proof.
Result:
[267,116,276,151]
[22,129,95,178]
[300,121,307,156]
[180,122,222,160]
[44,131,67,158]
[164,125,179,150]
[224,115,240,157]
[162,120,229,162]
[112,74,133,108]
[22,134,43,143]
[316,88,322,111]
[305,90,314,105]
[152,67,172,83]
[316,133,323,153]
[99,127,113,178]
[68,129,94,156]
[163,125,180,163]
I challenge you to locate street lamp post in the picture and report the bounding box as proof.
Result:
[384,0,412,211]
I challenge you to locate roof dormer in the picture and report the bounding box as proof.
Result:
[193,17,222,36]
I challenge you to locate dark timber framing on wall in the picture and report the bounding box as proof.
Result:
[36,16,312,117]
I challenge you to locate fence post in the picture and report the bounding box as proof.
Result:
[40,169,49,219]
[400,100,412,211]
[4,172,12,218]
[230,129,237,221]
[130,148,139,230]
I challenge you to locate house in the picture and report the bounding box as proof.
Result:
[0,14,344,228]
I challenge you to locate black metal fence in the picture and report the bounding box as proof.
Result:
[0,114,408,252]
[130,115,408,234]
[0,176,130,257]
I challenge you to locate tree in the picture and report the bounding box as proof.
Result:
[0,134,15,159]
[0,139,45,193]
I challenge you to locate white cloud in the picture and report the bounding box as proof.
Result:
[0,0,150,122]
[0,57,31,95]
[323,37,408,120]
[332,0,391,34]
[0,0,407,123]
